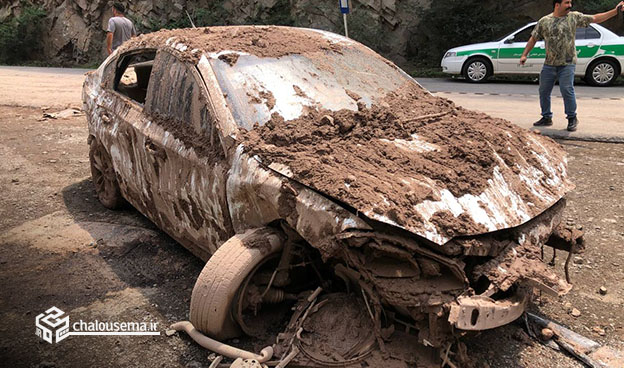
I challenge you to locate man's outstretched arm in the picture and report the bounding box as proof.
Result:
[519,36,538,65]
[591,1,624,23]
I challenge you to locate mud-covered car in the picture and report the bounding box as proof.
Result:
[83,26,583,365]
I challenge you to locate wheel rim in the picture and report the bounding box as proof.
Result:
[234,253,282,337]
[467,61,487,81]
[592,63,615,84]
[91,146,117,202]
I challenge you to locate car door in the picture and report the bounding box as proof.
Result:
[498,24,545,74]
[140,50,235,261]
[575,26,602,74]
[97,49,158,210]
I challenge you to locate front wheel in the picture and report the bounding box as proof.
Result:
[190,228,284,340]
[463,58,492,83]
[586,59,619,86]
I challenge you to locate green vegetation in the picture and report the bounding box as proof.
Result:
[0,4,47,64]
[414,1,527,67]
[577,0,618,13]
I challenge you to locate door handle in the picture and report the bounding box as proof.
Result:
[145,140,157,154]
[587,42,595,48]
[145,139,166,159]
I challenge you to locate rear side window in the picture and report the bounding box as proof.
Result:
[576,27,601,40]
[585,26,601,40]
[113,50,156,104]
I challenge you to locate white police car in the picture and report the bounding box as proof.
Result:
[441,22,624,86]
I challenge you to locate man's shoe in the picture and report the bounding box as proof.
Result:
[567,117,578,132]
[533,117,553,126]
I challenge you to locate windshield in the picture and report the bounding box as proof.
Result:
[209,44,411,131]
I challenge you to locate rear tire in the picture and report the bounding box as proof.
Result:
[463,57,492,83]
[89,138,125,209]
[586,59,619,86]
[190,228,284,340]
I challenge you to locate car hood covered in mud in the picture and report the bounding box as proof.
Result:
[240,89,574,246]
[120,26,574,246]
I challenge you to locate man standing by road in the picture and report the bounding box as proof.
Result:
[106,3,136,55]
[520,0,624,132]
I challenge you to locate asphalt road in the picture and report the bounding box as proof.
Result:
[414,76,624,142]
[416,76,624,99]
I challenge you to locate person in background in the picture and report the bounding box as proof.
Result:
[106,2,136,55]
[520,0,624,132]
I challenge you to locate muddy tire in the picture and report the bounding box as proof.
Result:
[190,228,284,340]
[89,138,125,209]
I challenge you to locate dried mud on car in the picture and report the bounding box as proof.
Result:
[240,81,567,238]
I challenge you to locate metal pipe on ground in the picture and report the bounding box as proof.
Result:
[170,321,273,363]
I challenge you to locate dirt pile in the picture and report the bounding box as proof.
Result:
[240,82,568,237]
[119,26,344,64]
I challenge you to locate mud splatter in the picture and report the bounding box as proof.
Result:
[260,90,276,111]
[217,53,239,66]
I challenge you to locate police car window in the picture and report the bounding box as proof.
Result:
[585,26,601,40]
[514,26,535,43]
[575,28,586,40]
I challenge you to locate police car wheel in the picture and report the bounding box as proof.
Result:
[463,58,491,83]
[587,59,618,87]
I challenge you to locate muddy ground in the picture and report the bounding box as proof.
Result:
[0,105,623,367]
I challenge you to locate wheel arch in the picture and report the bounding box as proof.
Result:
[190,226,286,340]
[461,54,495,76]
[586,56,622,76]
[226,147,373,260]
[585,56,622,86]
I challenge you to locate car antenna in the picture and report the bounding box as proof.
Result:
[185,10,196,28]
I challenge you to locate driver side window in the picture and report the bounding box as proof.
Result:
[145,51,220,155]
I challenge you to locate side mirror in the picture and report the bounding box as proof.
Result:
[504,36,515,44]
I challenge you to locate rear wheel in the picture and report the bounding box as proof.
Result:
[586,59,619,86]
[89,138,125,209]
[463,57,492,83]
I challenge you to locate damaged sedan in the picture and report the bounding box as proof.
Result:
[82,26,583,367]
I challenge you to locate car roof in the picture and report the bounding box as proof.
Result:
[117,25,364,66]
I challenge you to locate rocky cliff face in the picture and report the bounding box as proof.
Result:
[1,0,622,67]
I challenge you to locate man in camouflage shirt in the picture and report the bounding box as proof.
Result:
[520,0,624,131]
